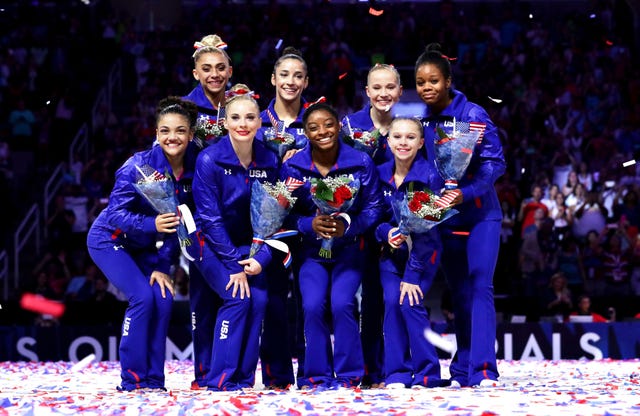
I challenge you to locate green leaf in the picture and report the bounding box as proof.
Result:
[436,126,448,139]
[317,183,334,201]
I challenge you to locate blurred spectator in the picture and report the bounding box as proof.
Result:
[550,192,573,241]
[566,182,587,213]
[612,188,640,229]
[631,234,640,296]
[91,274,118,304]
[46,194,75,249]
[572,191,607,239]
[518,184,548,236]
[63,184,90,251]
[30,247,71,301]
[562,170,580,197]
[577,161,594,192]
[519,218,557,297]
[541,184,560,211]
[556,236,585,296]
[173,264,190,301]
[541,272,573,321]
[550,148,575,192]
[602,231,632,297]
[65,262,100,302]
[582,229,607,296]
[569,294,608,323]
[497,200,518,294]
[8,98,36,151]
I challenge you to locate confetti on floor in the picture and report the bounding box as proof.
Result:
[1,359,639,415]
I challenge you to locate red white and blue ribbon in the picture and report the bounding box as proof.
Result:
[257,229,299,268]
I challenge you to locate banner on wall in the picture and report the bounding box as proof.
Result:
[1,322,639,361]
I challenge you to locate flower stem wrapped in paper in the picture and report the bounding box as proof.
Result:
[133,165,196,261]
[390,182,458,250]
[434,117,485,191]
[342,116,381,158]
[310,174,360,259]
[263,110,296,158]
[249,178,302,266]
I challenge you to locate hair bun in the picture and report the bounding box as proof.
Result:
[282,46,302,58]
[424,42,443,54]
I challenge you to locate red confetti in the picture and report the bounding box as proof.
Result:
[606,40,613,46]
[20,293,65,318]
[452,231,470,236]
[338,72,348,80]
[369,7,383,16]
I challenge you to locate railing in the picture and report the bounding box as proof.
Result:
[42,163,67,241]
[68,123,89,173]
[13,204,40,288]
[108,59,122,104]
[3,59,124,300]
[91,89,107,135]
[0,250,8,300]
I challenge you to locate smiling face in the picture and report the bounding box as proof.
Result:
[387,118,424,165]
[304,108,340,153]
[223,97,261,144]
[193,51,233,101]
[366,67,402,112]
[272,57,308,104]
[415,63,451,112]
[156,113,193,160]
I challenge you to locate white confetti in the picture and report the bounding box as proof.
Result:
[622,159,636,167]
[488,96,503,103]
[424,328,456,354]
[70,354,96,372]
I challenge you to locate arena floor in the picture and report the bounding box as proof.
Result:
[1,359,639,415]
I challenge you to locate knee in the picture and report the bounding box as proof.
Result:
[131,288,155,310]
[302,297,325,319]
[399,300,423,317]
[225,296,252,313]
[330,296,355,318]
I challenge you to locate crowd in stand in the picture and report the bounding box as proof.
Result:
[1,0,640,325]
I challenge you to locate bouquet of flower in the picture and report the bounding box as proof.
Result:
[263,110,296,158]
[195,114,226,144]
[342,116,380,157]
[133,165,195,260]
[249,178,301,260]
[433,118,484,190]
[310,174,360,258]
[391,183,458,241]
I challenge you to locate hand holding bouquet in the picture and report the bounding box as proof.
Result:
[133,165,196,260]
[342,116,380,157]
[391,183,457,247]
[434,118,484,191]
[310,174,360,258]
[249,178,301,264]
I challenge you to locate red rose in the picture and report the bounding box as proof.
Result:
[333,185,353,205]
[276,194,290,209]
[413,191,431,203]
[354,132,363,138]
[408,198,423,213]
